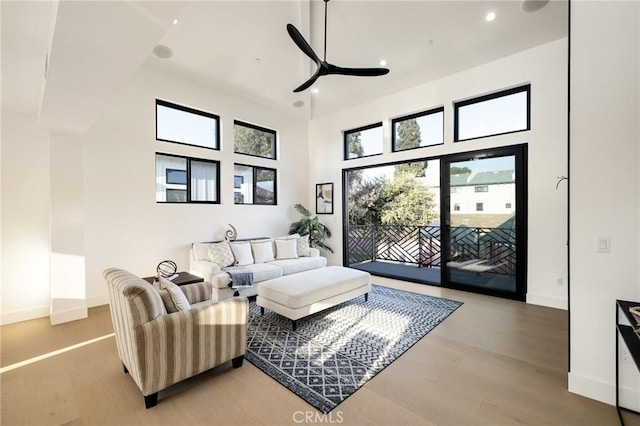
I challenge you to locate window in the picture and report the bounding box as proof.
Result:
[475,185,489,193]
[476,202,484,212]
[506,203,512,209]
[234,120,277,159]
[344,122,383,160]
[392,107,444,152]
[156,153,220,203]
[454,203,461,212]
[233,164,277,205]
[454,84,530,142]
[156,99,219,149]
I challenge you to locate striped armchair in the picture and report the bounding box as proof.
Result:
[104,268,248,408]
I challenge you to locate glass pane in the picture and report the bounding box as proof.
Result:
[190,160,218,202]
[345,159,441,285]
[156,154,187,202]
[156,101,218,149]
[448,155,516,292]
[234,164,253,204]
[234,121,276,159]
[393,109,444,151]
[345,124,383,159]
[255,168,276,205]
[456,88,528,141]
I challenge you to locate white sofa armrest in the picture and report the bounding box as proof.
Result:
[308,247,320,257]
[189,259,221,283]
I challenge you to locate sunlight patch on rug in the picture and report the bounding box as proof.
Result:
[245,285,462,413]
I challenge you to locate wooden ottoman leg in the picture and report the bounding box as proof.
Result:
[365,293,369,302]
[260,307,265,315]
[144,392,158,409]
[232,355,244,368]
[292,320,297,331]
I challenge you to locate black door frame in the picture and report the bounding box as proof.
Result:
[440,144,528,301]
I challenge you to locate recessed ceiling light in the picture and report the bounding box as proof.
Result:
[152,44,173,59]
[379,59,387,67]
[255,58,261,63]
[486,12,496,22]
[426,40,434,46]
[521,0,549,12]
[311,88,319,94]
[293,100,304,108]
[172,18,178,25]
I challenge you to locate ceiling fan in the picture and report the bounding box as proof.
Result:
[287,0,390,93]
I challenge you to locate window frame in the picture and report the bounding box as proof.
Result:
[343,122,384,160]
[233,120,277,160]
[233,163,278,206]
[155,152,221,204]
[391,106,445,153]
[453,84,531,142]
[155,99,220,150]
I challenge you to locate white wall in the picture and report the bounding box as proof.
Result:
[1,111,52,323]
[569,0,640,408]
[81,65,310,307]
[309,38,569,309]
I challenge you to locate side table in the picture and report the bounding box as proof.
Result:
[142,271,204,286]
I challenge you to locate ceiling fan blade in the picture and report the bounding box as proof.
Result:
[293,71,321,93]
[326,63,390,77]
[286,24,321,65]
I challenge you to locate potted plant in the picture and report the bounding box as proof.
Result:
[289,204,333,253]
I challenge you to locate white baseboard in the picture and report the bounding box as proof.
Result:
[527,293,568,310]
[0,306,50,325]
[87,295,109,308]
[568,372,615,406]
[50,299,88,325]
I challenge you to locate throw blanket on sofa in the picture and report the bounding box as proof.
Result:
[223,267,254,296]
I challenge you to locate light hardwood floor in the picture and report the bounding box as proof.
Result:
[0,277,634,426]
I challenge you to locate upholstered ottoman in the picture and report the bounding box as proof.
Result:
[256,266,371,330]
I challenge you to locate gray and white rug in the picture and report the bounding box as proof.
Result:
[245,285,463,413]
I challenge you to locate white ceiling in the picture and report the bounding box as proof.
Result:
[1,0,567,130]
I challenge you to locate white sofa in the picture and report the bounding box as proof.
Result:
[189,235,327,302]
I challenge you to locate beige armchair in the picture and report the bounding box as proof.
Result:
[104,268,248,408]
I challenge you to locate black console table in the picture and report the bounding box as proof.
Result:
[616,299,640,425]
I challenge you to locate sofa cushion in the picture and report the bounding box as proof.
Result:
[251,239,275,263]
[192,243,211,261]
[269,256,327,275]
[275,239,298,260]
[230,241,254,266]
[208,241,234,268]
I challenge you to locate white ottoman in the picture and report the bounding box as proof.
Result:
[256,266,371,330]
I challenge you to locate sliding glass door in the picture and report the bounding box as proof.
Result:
[441,145,527,300]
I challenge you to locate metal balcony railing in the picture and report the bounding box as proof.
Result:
[347,224,516,276]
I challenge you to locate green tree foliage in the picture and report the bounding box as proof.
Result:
[288,204,333,253]
[394,119,425,177]
[450,166,472,175]
[234,124,274,158]
[380,173,437,226]
[346,131,364,158]
[348,175,388,225]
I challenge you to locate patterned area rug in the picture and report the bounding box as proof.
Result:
[245,285,463,413]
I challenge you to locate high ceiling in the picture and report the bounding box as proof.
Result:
[1,0,567,129]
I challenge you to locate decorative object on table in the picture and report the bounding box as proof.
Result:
[225,224,238,242]
[156,260,177,282]
[289,203,333,253]
[315,182,333,215]
[246,284,462,413]
[630,306,640,333]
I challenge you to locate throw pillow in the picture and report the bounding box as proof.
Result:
[296,234,311,257]
[159,276,177,289]
[251,239,275,263]
[275,238,298,260]
[166,286,191,311]
[230,241,254,266]
[208,241,234,267]
[192,243,211,261]
[158,290,178,313]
